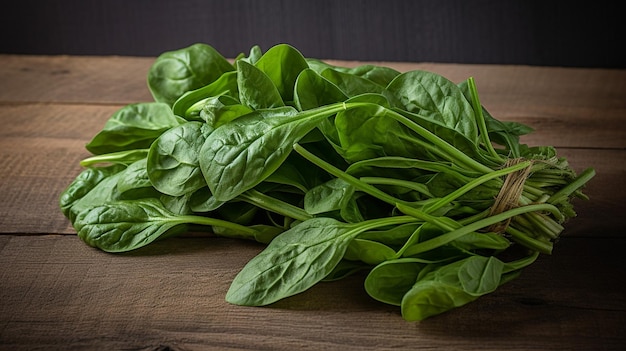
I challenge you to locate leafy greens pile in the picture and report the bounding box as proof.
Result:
[60,43,595,321]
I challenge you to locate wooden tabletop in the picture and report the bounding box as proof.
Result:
[1,54,625,350]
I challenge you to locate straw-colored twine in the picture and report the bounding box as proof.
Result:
[487,158,533,234]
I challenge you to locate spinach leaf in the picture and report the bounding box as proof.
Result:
[225,217,354,306]
[294,68,347,111]
[365,258,429,306]
[343,238,396,265]
[199,95,253,128]
[321,68,386,97]
[226,215,416,306]
[401,256,504,321]
[199,103,348,202]
[147,121,213,196]
[59,164,125,219]
[334,103,431,162]
[237,60,285,109]
[74,198,260,252]
[304,178,355,215]
[386,70,478,142]
[345,64,401,87]
[86,102,182,155]
[148,43,235,106]
[172,71,239,120]
[74,199,189,252]
[253,43,309,104]
[115,158,160,200]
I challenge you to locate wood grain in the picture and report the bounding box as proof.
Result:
[1,54,624,350]
[1,235,624,351]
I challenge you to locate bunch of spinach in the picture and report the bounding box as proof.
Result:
[60,43,594,321]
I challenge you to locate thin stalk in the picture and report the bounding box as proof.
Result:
[293,143,413,207]
[422,160,533,214]
[238,189,312,222]
[467,77,502,162]
[175,214,260,236]
[80,149,149,167]
[347,215,419,234]
[400,203,561,256]
[382,108,494,174]
[548,168,596,205]
[505,226,553,254]
[359,177,432,197]
[520,212,563,239]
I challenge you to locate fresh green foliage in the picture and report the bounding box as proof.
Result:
[148,43,235,106]
[85,102,182,155]
[60,43,595,321]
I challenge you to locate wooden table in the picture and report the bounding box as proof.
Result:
[1,54,624,350]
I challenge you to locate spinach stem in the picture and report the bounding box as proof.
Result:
[80,149,149,167]
[548,168,596,204]
[359,177,432,197]
[422,160,532,214]
[176,214,260,236]
[399,203,561,256]
[467,77,502,162]
[505,226,553,254]
[381,108,494,174]
[239,189,312,222]
[293,143,412,207]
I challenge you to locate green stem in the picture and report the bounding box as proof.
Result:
[348,215,419,234]
[293,143,412,207]
[548,168,596,204]
[80,149,149,167]
[505,226,553,255]
[359,177,432,197]
[176,214,260,236]
[238,189,312,222]
[400,203,561,256]
[422,160,532,214]
[382,108,494,174]
[467,77,502,162]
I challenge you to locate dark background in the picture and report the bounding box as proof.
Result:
[1,0,623,68]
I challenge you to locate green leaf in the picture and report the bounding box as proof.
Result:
[304,178,355,215]
[387,70,478,141]
[321,68,386,97]
[458,256,504,295]
[59,164,125,219]
[345,64,401,87]
[115,158,160,200]
[237,60,285,109]
[225,217,354,306]
[254,43,310,103]
[172,70,239,120]
[334,103,429,163]
[199,95,253,128]
[401,256,504,321]
[86,102,182,155]
[343,238,397,265]
[147,121,213,196]
[199,104,347,202]
[365,258,429,306]
[74,199,189,252]
[148,43,235,106]
[294,68,347,111]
